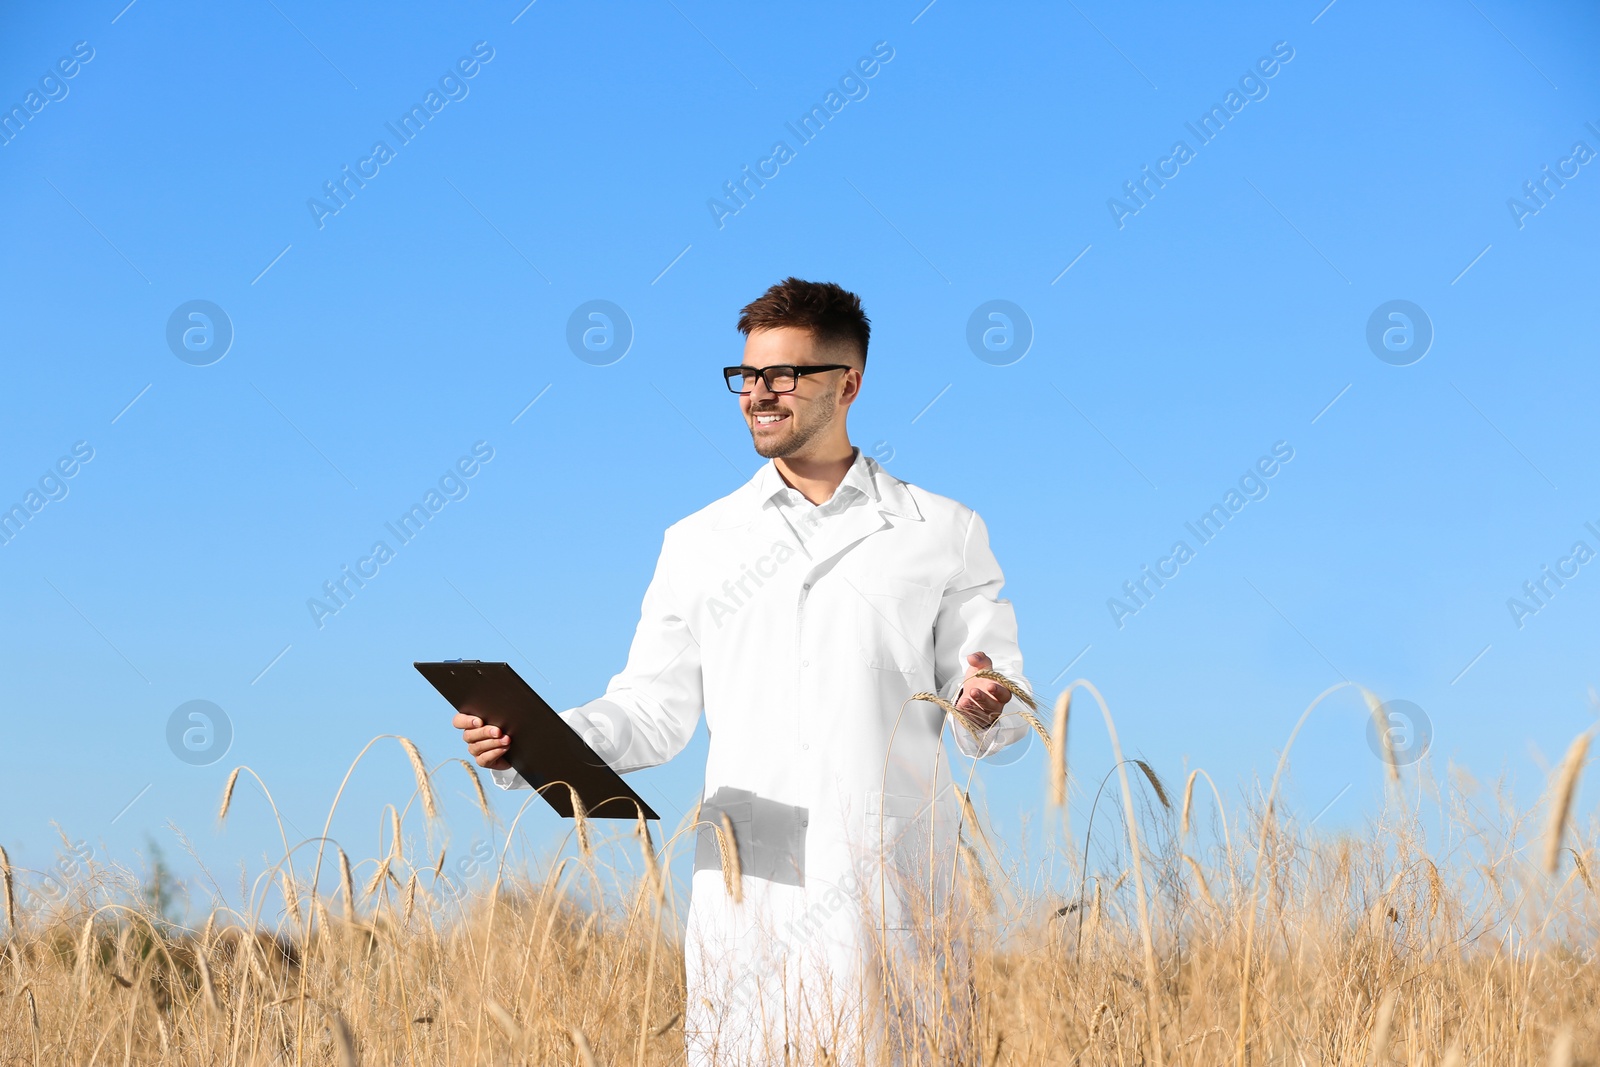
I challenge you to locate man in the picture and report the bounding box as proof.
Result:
[455,278,1031,1063]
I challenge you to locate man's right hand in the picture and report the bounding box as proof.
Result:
[454,712,513,770]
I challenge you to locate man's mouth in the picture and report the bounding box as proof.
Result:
[753,411,790,428]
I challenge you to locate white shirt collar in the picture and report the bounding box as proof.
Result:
[754,446,879,509]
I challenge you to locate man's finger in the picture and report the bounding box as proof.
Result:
[964,680,1009,706]
[452,712,483,731]
[966,651,993,671]
[468,737,510,758]
[961,691,1001,717]
[972,679,1013,706]
[477,751,511,770]
[462,725,505,745]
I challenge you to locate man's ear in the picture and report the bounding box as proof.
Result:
[839,364,863,406]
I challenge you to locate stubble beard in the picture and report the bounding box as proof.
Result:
[750,398,837,459]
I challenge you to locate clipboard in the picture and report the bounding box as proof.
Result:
[414,660,659,821]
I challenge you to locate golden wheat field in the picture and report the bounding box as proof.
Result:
[2,681,1597,1066]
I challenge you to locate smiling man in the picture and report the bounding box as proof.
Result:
[455,277,1031,1063]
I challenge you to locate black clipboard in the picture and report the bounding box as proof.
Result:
[414,660,658,821]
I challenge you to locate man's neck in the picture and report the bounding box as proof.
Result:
[775,442,857,505]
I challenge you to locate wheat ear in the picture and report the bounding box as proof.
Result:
[74,911,96,997]
[1362,689,1400,786]
[458,758,491,818]
[1543,730,1592,874]
[217,767,241,824]
[396,737,438,819]
[363,858,391,899]
[1049,690,1070,807]
[717,813,743,904]
[1133,759,1171,808]
[0,843,14,932]
[281,872,302,926]
[1183,854,1218,912]
[637,810,663,902]
[569,786,592,858]
[485,998,527,1048]
[1181,770,1199,836]
[338,847,355,918]
[1422,855,1443,921]
[1568,848,1596,896]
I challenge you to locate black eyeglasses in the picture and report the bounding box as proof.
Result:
[723,364,852,395]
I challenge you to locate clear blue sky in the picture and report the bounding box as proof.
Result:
[2,0,1596,915]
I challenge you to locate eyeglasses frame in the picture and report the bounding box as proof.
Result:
[722,363,854,395]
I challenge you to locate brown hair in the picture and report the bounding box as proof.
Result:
[736,278,871,367]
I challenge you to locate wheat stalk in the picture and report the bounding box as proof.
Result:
[1544,730,1592,874]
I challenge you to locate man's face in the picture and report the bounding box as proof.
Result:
[737,327,860,459]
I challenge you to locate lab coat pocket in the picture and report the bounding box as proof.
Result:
[852,576,934,674]
[693,789,810,889]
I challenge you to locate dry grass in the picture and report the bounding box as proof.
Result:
[2,688,1598,1066]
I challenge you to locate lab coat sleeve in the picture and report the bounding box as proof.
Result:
[934,508,1032,760]
[493,529,704,790]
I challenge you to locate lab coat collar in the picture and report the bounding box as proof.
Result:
[711,447,922,530]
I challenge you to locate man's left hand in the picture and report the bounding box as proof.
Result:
[954,651,1012,730]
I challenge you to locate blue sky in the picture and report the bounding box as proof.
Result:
[2,0,1597,916]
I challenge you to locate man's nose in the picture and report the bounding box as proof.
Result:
[748,374,779,402]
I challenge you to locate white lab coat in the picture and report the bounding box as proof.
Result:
[496,450,1030,1063]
